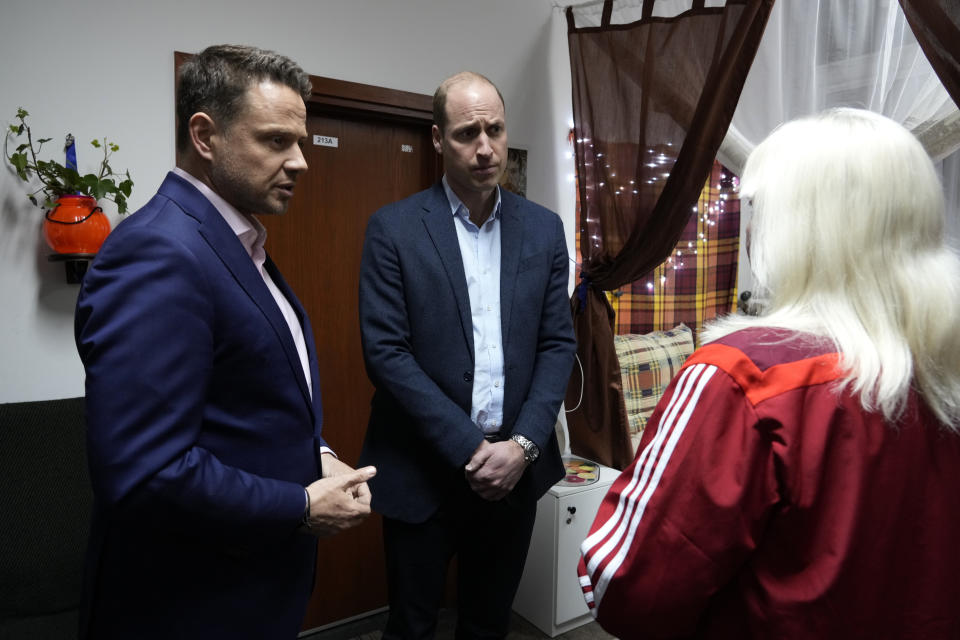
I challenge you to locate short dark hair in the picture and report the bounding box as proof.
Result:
[432,71,505,133]
[176,44,312,152]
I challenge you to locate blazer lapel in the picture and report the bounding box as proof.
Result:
[264,257,318,416]
[159,173,316,418]
[498,190,523,353]
[420,183,475,361]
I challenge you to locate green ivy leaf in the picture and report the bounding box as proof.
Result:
[37,137,52,144]
[8,125,19,134]
[81,173,100,191]
[62,167,82,184]
[9,152,28,173]
[90,139,101,148]
[16,108,28,119]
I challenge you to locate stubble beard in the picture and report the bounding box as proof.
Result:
[209,161,289,217]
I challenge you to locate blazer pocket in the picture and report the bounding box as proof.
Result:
[518,250,548,273]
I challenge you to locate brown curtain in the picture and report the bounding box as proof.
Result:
[565,0,773,469]
[899,0,960,108]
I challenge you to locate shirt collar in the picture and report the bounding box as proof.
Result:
[173,167,266,260]
[441,175,502,224]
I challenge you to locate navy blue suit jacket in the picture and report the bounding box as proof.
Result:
[357,182,576,523]
[75,172,324,639]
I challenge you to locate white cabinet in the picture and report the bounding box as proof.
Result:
[513,462,618,637]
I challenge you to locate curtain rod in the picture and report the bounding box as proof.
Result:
[556,0,607,11]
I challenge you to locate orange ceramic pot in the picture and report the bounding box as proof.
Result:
[43,195,111,254]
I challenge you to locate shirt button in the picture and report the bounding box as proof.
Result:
[494,380,501,388]
[464,371,473,382]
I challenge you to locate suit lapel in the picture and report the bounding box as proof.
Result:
[420,183,475,361]
[264,257,318,415]
[158,173,316,418]
[499,190,523,353]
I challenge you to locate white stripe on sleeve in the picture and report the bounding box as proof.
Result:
[582,364,718,608]
[581,364,706,569]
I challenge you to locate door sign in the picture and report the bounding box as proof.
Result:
[313,135,339,148]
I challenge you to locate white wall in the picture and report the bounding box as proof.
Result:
[0,0,576,402]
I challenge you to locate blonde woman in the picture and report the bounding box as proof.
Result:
[579,108,960,639]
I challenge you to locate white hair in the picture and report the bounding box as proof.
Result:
[702,108,960,429]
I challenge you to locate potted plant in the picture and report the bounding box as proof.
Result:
[5,107,133,257]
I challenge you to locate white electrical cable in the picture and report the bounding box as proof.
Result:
[565,353,584,413]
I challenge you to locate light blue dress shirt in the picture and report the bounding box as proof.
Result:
[442,176,505,435]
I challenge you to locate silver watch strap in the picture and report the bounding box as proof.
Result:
[510,434,539,462]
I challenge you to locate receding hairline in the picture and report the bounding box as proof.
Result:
[433,71,505,132]
[437,71,499,96]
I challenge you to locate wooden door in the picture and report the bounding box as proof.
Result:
[261,89,440,629]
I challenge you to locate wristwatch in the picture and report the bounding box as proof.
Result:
[300,488,312,532]
[510,434,540,463]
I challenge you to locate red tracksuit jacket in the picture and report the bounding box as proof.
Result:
[579,327,960,639]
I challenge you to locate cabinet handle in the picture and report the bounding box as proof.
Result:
[567,506,577,514]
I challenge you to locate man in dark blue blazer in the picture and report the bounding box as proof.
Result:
[358,71,577,639]
[74,45,375,639]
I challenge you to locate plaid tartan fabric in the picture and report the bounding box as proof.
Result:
[614,324,694,436]
[605,162,740,340]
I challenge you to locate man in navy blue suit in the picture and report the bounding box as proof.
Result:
[75,45,375,639]
[358,71,577,639]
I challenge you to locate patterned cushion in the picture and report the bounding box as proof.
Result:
[614,324,695,437]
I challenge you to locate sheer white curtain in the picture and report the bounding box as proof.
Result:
[719,0,960,290]
[721,0,960,171]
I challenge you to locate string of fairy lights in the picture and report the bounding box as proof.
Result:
[570,133,739,295]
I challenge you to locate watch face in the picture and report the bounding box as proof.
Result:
[524,441,538,461]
